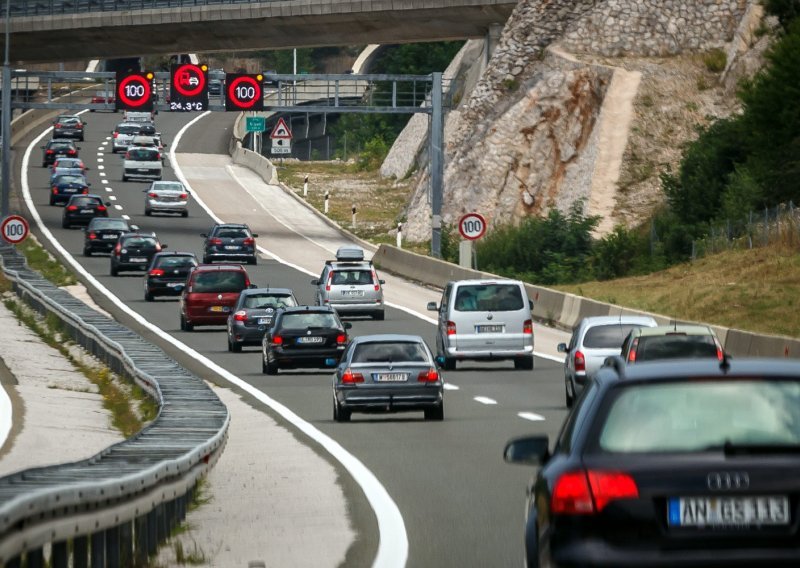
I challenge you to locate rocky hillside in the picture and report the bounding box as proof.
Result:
[399,0,765,242]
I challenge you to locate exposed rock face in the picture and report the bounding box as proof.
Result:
[401,0,751,242]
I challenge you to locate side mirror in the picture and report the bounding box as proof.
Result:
[435,355,446,368]
[87,182,92,186]
[252,233,259,238]
[426,301,438,312]
[343,322,353,330]
[105,201,112,206]
[249,284,258,289]
[200,233,207,238]
[161,244,168,250]
[85,166,91,170]
[529,299,535,310]
[311,279,320,286]
[557,343,568,353]
[379,279,386,285]
[504,435,550,466]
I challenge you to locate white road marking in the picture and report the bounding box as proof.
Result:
[0,380,11,452]
[169,112,408,568]
[105,188,113,193]
[97,165,104,170]
[105,136,111,140]
[97,147,104,152]
[443,383,459,391]
[108,196,116,201]
[518,412,546,422]
[99,172,105,177]
[97,158,104,163]
[474,396,497,405]
[96,152,103,157]
[121,214,130,220]
[101,179,108,184]
[114,205,123,211]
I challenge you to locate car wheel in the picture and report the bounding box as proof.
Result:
[122,175,128,182]
[565,378,575,408]
[373,311,385,321]
[247,256,257,265]
[144,209,151,216]
[110,264,118,276]
[231,341,242,353]
[61,218,70,229]
[181,210,188,218]
[180,314,194,332]
[514,356,534,371]
[202,255,211,264]
[442,356,456,371]
[144,290,154,302]
[264,353,278,375]
[83,248,91,257]
[49,196,55,206]
[424,403,444,421]
[524,516,540,568]
[42,162,47,168]
[334,397,351,423]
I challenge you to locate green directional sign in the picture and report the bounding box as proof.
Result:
[245,116,266,132]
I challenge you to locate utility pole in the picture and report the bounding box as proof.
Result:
[2,0,12,217]
[430,72,444,258]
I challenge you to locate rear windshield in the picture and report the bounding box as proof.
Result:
[454,284,524,312]
[215,228,249,239]
[57,116,79,124]
[49,141,73,149]
[636,335,718,361]
[280,312,338,330]
[597,380,800,453]
[192,271,247,293]
[152,182,184,192]
[69,197,99,206]
[243,294,296,309]
[56,175,86,185]
[352,342,428,363]
[117,125,141,135]
[331,270,372,285]
[122,237,157,248]
[54,159,79,167]
[156,256,197,269]
[91,219,128,230]
[127,148,159,161]
[584,324,647,349]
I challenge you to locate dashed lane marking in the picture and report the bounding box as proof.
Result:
[109,196,116,201]
[474,396,497,405]
[121,214,130,220]
[114,205,123,211]
[443,383,459,391]
[518,412,546,422]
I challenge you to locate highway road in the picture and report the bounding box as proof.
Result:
[18,110,570,567]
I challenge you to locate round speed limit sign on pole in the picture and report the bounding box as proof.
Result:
[1,215,29,245]
[458,213,487,241]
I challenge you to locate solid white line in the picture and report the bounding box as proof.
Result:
[170,113,408,568]
[518,412,546,422]
[474,396,497,405]
[0,381,11,452]
[442,383,459,391]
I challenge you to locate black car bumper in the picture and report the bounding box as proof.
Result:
[269,346,345,369]
[229,324,269,346]
[147,279,186,296]
[336,387,443,413]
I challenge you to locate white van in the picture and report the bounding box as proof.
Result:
[427,279,534,371]
[122,147,162,182]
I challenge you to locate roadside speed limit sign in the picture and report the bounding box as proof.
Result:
[1,215,29,244]
[458,213,487,241]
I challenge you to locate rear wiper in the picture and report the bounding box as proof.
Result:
[721,440,800,455]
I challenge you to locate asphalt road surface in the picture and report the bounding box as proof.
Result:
[19,110,570,567]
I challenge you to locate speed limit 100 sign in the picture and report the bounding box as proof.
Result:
[1,215,29,244]
[458,213,487,241]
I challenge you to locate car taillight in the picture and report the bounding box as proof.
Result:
[113,243,121,256]
[66,205,77,211]
[371,269,380,291]
[149,268,164,276]
[51,187,58,194]
[113,132,119,138]
[46,150,54,155]
[574,350,585,372]
[88,232,97,240]
[179,193,188,199]
[148,192,158,198]
[417,368,439,383]
[446,321,456,335]
[628,338,639,363]
[336,334,347,345]
[209,237,222,245]
[243,237,254,246]
[67,150,76,156]
[715,338,724,361]
[271,336,283,345]
[76,123,83,129]
[326,272,333,292]
[551,470,638,515]
[234,310,247,322]
[97,205,107,212]
[523,319,533,334]
[82,188,88,194]
[342,369,364,384]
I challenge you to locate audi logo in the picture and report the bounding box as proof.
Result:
[707,472,750,491]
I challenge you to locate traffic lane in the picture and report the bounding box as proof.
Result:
[179,111,237,154]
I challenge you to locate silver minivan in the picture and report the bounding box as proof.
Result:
[427,279,534,370]
[558,315,658,407]
[311,246,386,320]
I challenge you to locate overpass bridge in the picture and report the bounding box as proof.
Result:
[0,0,517,63]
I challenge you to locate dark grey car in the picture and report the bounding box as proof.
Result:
[226,288,299,352]
[201,223,258,265]
[332,334,444,422]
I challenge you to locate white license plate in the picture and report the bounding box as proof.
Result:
[668,496,789,527]
[209,306,229,313]
[257,317,271,325]
[297,336,324,344]
[374,373,408,382]
[129,257,147,263]
[166,282,182,288]
[103,234,117,239]
[79,209,92,214]
[342,290,365,297]
[138,168,150,173]
[476,325,504,333]
[224,245,240,250]
[65,188,77,193]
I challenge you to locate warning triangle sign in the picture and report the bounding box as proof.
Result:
[270,117,292,140]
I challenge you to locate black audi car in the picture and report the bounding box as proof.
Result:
[42,139,79,167]
[62,194,108,228]
[110,232,166,276]
[201,223,258,265]
[504,357,800,567]
[226,287,298,352]
[261,306,350,375]
[143,252,198,301]
[82,217,133,256]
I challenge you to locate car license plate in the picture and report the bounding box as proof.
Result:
[297,336,324,344]
[374,373,408,382]
[103,234,117,239]
[166,282,182,288]
[79,209,92,214]
[138,168,150,173]
[209,306,230,313]
[258,317,271,325]
[65,188,77,193]
[224,245,240,250]
[342,290,365,297]
[668,496,789,527]
[129,257,146,263]
[476,325,504,333]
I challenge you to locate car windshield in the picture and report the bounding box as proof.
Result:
[57,175,86,185]
[331,270,372,285]
[153,183,183,192]
[243,294,296,309]
[597,380,800,453]
[215,228,249,239]
[584,324,647,349]
[122,237,157,248]
[636,334,718,361]
[454,284,523,312]
[192,271,247,293]
[91,219,128,230]
[157,256,196,268]
[127,148,159,161]
[280,312,338,330]
[117,125,141,135]
[352,342,428,363]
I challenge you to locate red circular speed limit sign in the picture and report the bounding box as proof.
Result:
[116,71,154,111]
[225,74,264,111]
[458,213,487,241]
[1,215,29,244]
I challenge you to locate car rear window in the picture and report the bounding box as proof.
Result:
[352,342,428,363]
[331,270,372,285]
[215,228,249,239]
[280,312,338,329]
[454,284,523,312]
[50,141,73,149]
[153,182,183,192]
[70,197,98,206]
[127,148,159,161]
[118,125,141,135]
[636,335,718,361]
[584,324,647,349]
[597,380,800,453]
[91,219,128,230]
[243,294,296,309]
[122,237,157,248]
[191,271,247,293]
[57,175,86,185]
[156,256,196,269]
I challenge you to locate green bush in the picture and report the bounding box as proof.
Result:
[590,226,645,281]
[702,48,727,73]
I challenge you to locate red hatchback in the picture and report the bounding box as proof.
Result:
[180,264,253,331]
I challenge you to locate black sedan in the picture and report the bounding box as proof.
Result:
[143,252,198,301]
[261,306,350,375]
[332,334,444,422]
[226,287,298,352]
[504,357,800,568]
[49,173,89,206]
[62,194,108,228]
[201,223,258,265]
[110,232,166,276]
[41,139,79,167]
[83,217,133,256]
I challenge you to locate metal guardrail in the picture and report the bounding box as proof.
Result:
[0,243,230,567]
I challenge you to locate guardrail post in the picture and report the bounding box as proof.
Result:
[4,556,20,568]
[166,498,177,533]
[26,549,44,568]
[90,531,105,568]
[73,535,89,568]
[120,521,133,566]
[51,541,69,568]
[135,515,149,564]
[156,503,168,544]
[105,526,120,568]
[146,509,158,557]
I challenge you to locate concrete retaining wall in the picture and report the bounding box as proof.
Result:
[373,243,800,359]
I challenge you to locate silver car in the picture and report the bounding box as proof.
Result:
[144,181,190,217]
[111,122,142,153]
[311,246,385,320]
[558,315,658,407]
